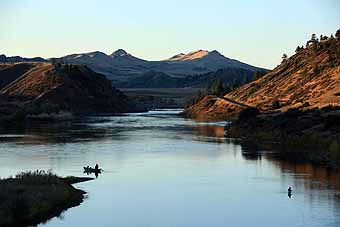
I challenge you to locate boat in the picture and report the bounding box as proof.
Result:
[83,166,102,173]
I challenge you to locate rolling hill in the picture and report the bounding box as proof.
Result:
[0,62,139,121]
[226,35,340,111]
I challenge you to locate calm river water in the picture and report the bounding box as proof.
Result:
[0,109,339,227]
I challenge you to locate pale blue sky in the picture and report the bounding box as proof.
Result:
[0,0,339,69]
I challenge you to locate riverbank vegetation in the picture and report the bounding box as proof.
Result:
[0,170,93,227]
[226,107,340,169]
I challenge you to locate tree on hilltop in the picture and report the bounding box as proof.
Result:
[311,34,318,42]
[335,29,340,39]
[295,46,304,53]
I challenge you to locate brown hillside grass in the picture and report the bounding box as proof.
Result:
[227,37,340,111]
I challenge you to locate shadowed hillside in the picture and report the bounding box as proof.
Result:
[117,68,261,89]
[0,62,140,123]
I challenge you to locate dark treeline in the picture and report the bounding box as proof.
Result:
[117,67,268,89]
[186,70,267,107]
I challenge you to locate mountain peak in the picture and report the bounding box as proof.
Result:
[168,53,186,61]
[168,50,224,61]
[110,49,129,58]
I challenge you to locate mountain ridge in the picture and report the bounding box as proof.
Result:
[0,49,268,83]
[56,49,267,81]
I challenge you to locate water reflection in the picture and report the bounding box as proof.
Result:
[194,125,225,138]
[0,110,339,227]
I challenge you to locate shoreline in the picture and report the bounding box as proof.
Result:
[225,107,340,169]
[0,171,93,227]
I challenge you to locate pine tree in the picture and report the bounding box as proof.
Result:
[242,75,249,84]
[295,46,303,53]
[282,53,288,62]
[232,78,240,89]
[253,71,264,81]
[195,89,202,103]
[311,34,318,42]
[336,29,340,39]
[224,83,231,94]
[214,79,223,96]
[205,82,211,95]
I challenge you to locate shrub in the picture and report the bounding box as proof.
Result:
[271,100,280,109]
[237,107,259,122]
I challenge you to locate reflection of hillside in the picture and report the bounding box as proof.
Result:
[194,125,225,138]
[0,119,130,145]
[239,142,340,214]
[271,158,340,213]
[239,142,340,190]
[269,158,340,190]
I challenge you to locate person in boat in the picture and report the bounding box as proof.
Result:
[288,187,292,198]
[95,164,99,170]
[288,187,292,193]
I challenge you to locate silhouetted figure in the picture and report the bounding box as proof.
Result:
[288,187,292,198]
[83,164,102,178]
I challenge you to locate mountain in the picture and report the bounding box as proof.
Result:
[182,33,340,120]
[118,67,260,88]
[118,71,182,88]
[1,50,267,85]
[167,50,211,61]
[166,50,259,72]
[181,68,258,88]
[57,49,267,82]
[0,62,139,121]
[55,50,148,82]
[0,54,46,63]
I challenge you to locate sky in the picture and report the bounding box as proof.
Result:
[0,0,339,69]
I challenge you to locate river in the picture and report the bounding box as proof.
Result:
[0,109,339,227]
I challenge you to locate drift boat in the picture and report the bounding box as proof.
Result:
[83,166,102,173]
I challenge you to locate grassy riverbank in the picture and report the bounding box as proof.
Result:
[226,107,340,169]
[0,170,93,227]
